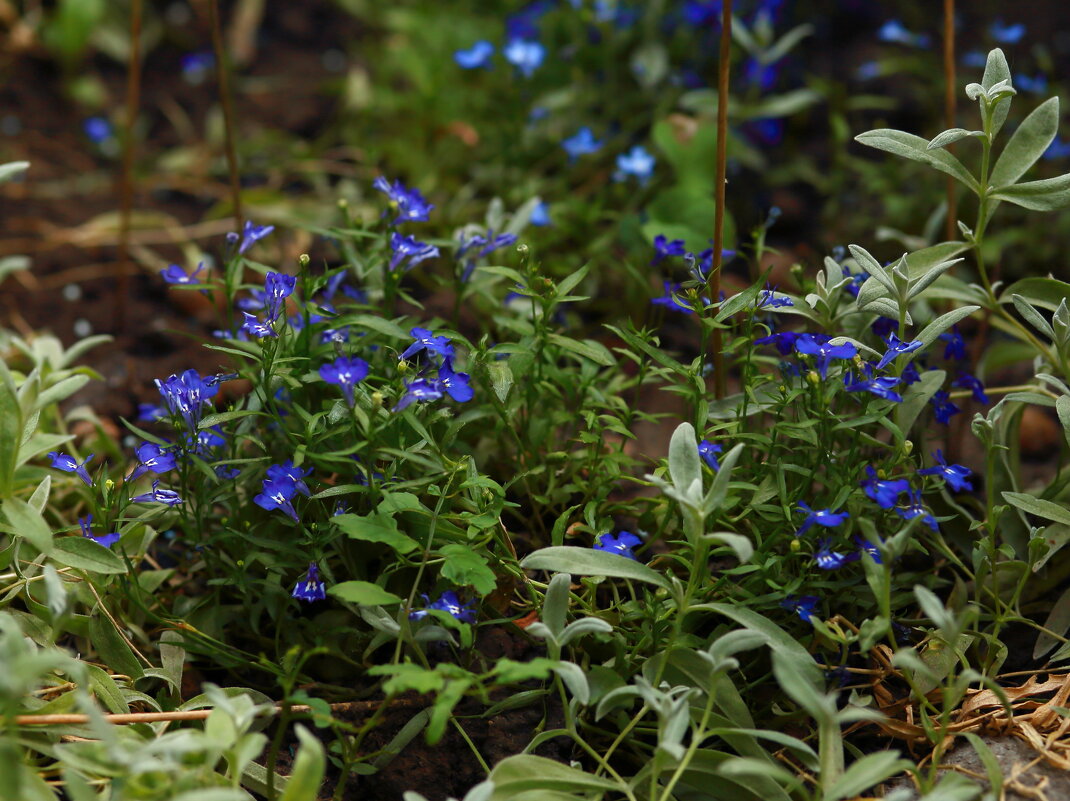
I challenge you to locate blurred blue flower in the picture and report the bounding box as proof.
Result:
[215,465,241,480]
[856,61,881,80]
[841,266,867,298]
[530,201,552,226]
[1016,73,1048,94]
[698,439,722,470]
[938,328,966,360]
[319,355,370,407]
[930,390,960,424]
[126,442,177,483]
[1044,136,1070,160]
[562,126,603,162]
[401,327,455,361]
[236,221,274,255]
[48,452,94,487]
[815,540,857,570]
[373,176,435,224]
[162,262,207,285]
[962,50,988,68]
[292,562,327,602]
[990,19,1026,44]
[613,145,655,185]
[743,58,778,91]
[79,514,120,548]
[651,234,686,266]
[651,281,696,314]
[901,362,922,385]
[953,372,988,404]
[796,502,849,537]
[240,311,277,339]
[755,330,801,356]
[390,232,440,271]
[454,40,495,69]
[757,285,793,309]
[503,38,545,77]
[795,334,857,379]
[138,403,167,422]
[918,449,973,492]
[594,530,642,559]
[457,229,517,281]
[854,536,883,564]
[130,479,183,506]
[410,590,477,623]
[896,489,939,531]
[682,0,721,26]
[860,466,909,509]
[781,594,819,623]
[83,117,113,143]
[878,20,931,48]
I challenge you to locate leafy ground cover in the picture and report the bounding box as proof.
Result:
[6,2,1070,800]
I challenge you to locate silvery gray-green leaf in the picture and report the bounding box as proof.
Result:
[990,96,1059,187]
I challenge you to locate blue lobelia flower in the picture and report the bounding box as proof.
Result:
[162,262,207,285]
[156,369,218,431]
[901,361,922,385]
[138,403,167,422]
[240,311,277,339]
[698,439,722,470]
[454,40,495,69]
[180,51,215,82]
[503,38,545,78]
[878,19,931,48]
[562,127,603,162]
[130,479,183,506]
[1044,136,1070,161]
[79,514,120,548]
[651,234,686,266]
[292,562,327,602]
[860,466,910,509]
[372,176,435,224]
[401,327,455,361]
[756,285,793,309]
[754,330,801,356]
[530,201,552,226]
[84,117,113,143]
[319,355,370,407]
[917,449,973,492]
[410,590,478,623]
[264,272,297,322]
[845,372,903,402]
[267,460,313,497]
[854,535,883,564]
[652,282,699,314]
[896,489,939,531]
[438,358,474,403]
[953,372,989,404]
[1017,74,1048,94]
[989,19,1025,44]
[126,442,177,483]
[456,230,517,282]
[48,452,95,487]
[841,265,867,298]
[781,594,820,623]
[390,232,440,271]
[594,530,641,559]
[876,333,923,370]
[796,502,849,537]
[930,390,960,424]
[795,334,857,379]
[186,425,226,456]
[613,146,656,185]
[394,379,444,412]
[815,540,858,570]
[254,473,299,521]
[939,328,966,360]
[215,465,241,480]
[235,221,275,255]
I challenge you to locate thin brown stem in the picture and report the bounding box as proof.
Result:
[115,0,143,331]
[708,0,732,400]
[943,0,957,243]
[209,0,243,231]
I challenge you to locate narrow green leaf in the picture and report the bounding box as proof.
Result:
[1003,491,1070,526]
[668,422,702,501]
[521,546,670,590]
[88,617,143,680]
[982,48,1013,135]
[348,314,410,340]
[854,130,979,193]
[823,750,911,801]
[1,497,53,555]
[0,361,21,497]
[278,725,326,801]
[52,537,127,574]
[328,581,404,606]
[991,97,1059,187]
[1011,295,1055,340]
[990,173,1070,211]
[488,754,622,795]
[1035,584,1070,659]
[547,334,616,367]
[927,128,983,150]
[999,277,1070,311]
[915,306,981,349]
[198,409,260,429]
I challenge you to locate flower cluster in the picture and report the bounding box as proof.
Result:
[395,328,473,412]
[253,460,312,522]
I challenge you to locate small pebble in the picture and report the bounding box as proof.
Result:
[62,284,82,301]
[73,319,92,338]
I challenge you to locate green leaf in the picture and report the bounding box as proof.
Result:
[823,750,911,801]
[278,725,326,801]
[198,409,261,429]
[904,241,970,278]
[1,497,53,554]
[521,546,670,590]
[0,361,21,497]
[668,422,702,504]
[439,544,497,595]
[982,48,1013,136]
[1002,492,1070,526]
[999,277,1070,311]
[899,369,946,436]
[960,732,1004,798]
[704,532,754,563]
[546,334,615,367]
[915,306,980,350]
[334,513,419,554]
[604,324,688,375]
[990,173,1070,211]
[487,361,513,402]
[991,97,1059,187]
[927,128,984,150]
[348,314,410,340]
[328,581,404,606]
[88,616,144,680]
[1011,295,1055,340]
[488,754,622,797]
[1034,583,1070,659]
[52,537,127,574]
[854,130,979,193]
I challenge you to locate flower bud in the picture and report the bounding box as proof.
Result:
[298,253,310,268]
[806,370,820,386]
[397,360,410,374]
[790,538,801,552]
[371,391,383,410]
[105,479,115,492]
[903,440,913,456]
[337,198,348,209]
[516,243,529,255]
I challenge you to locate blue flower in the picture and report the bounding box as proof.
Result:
[878,19,931,48]
[47,452,95,487]
[990,19,1025,44]
[1017,73,1048,94]
[594,531,642,559]
[755,330,801,356]
[438,358,474,403]
[939,328,966,360]
[138,403,167,422]
[240,311,277,339]
[845,372,903,402]
[860,466,910,509]
[854,536,883,564]
[162,262,207,285]
[562,127,603,162]
[815,540,857,570]
[155,369,218,431]
[456,229,517,281]
[896,490,939,531]
[400,327,455,361]
[126,442,177,483]
[79,514,120,548]
[130,479,184,506]
[651,234,686,266]
[84,117,113,143]
[901,361,922,385]
[373,176,435,224]
[264,272,297,322]
[319,355,370,407]
[530,201,552,226]
[613,146,655,185]
[215,465,241,480]
[410,590,478,623]
[394,379,444,412]
[652,282,698,314]
[390,232,440,271]
[757,285,793,309]
[292,562,327,602]
[235,221,275,255]
[796,502,849,537]
[841,266,867,298]
[930,390,960,424]
[781,594,819,623]
[682,0,721,26]
[1044,136,1070,161]
[795,334,858,379]
[185,425,225,456]
[918,449,973,493]
[953,372,989,404]
[254,474,299,521]
[503,38,545,77]
[962,50,988,68]
[743,57,778,91]
[876,333,923,371]
[267,460,313,497]
[454,40,495,69]
[698,439,722,471]
[180,51,215,81]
